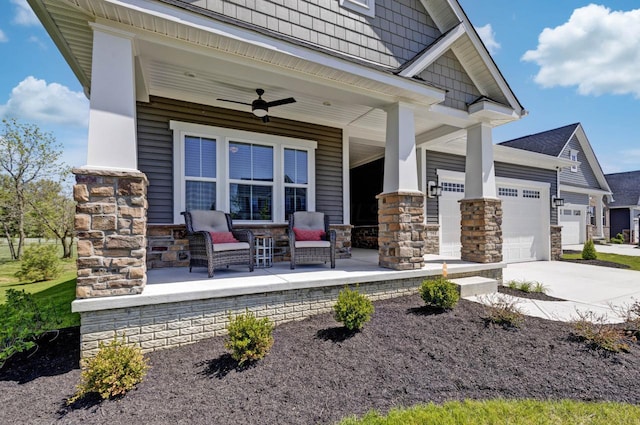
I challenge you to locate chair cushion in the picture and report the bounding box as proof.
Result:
[292,211,325,230]
[212,242,251,252]
[190,210,229,233]
[295,240,330,248]
[210,231,239,244]
[293,227,325,241]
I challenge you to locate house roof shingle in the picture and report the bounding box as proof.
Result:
[605,170,640,207]
[498,123,580,157]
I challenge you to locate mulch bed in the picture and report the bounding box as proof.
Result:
[498,286,566,302]
[561,250,631,269]
[2,295,640,425]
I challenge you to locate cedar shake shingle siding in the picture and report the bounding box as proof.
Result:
[137,96,343,224]
[177,0,441,68]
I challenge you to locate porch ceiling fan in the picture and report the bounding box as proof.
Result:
[217,88,296,123]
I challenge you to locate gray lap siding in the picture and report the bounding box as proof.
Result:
[137,96,343,225]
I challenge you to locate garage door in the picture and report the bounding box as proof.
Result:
[559,207,585,245]
[438,174,549,263]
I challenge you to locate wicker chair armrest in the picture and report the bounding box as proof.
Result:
[232,229,254,245]
[325,229,336,243]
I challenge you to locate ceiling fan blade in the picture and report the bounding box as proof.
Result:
[216,98,252,106]
[266,97,296,108]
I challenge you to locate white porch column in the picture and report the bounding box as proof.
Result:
[383,102,419,193]
[86,24,138,171]
[595,196,604,238]
[464,123,497,199]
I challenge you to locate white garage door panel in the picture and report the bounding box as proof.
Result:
[559,208,584,245]
[438,175,549,263]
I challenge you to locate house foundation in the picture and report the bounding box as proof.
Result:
[377,191,425,270]
[73,168,149,298]
[460,198,503,263]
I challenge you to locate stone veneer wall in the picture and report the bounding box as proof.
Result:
[147,224,351,269]
[377,192,426,270]
[550,225,562,260]
[424,224,440,255]
[352,225,378,249]
[73,169,148,298]
[78,267,502,358]
[460,198,503,263]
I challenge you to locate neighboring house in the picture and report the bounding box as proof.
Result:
[499,123,612,245]
[605,171,640,244]
[30,0,569,356]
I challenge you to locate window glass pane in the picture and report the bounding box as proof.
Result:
[186,181,216,211]
[296,150,308,184]
[253,145,273,182]
[229,142,251,180]
[185,136,216,178]
[284,148,308,184]
[230,184,272,221]
[285,187,307,218]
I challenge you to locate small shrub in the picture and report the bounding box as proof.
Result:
[69,336,149,403]
[610,233,625,244]
[481,294,524,328]
[225,311,274,364]
[611,300,640,339]
[419,277,459,310]
[581,240,598,260]
[571,310,631,353]
[15,244,61,282]
[506,280,519,290]
[531,282,548,294]
[333,286,374,331]
[0,289,61,368]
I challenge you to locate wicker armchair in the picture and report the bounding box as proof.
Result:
[288,211,336,269]
[182,210,254,278]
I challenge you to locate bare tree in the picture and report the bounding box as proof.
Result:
[0,119,62,259]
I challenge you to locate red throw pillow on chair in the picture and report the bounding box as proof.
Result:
[293,227,325,241]
[209,231,239,244]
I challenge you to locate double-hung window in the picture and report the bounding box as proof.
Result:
[171,121,316,223]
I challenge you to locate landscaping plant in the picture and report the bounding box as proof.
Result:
[225,310,274,364]
[581,239,598,260]
[419,277,459,310]
[15,244,61,283]
[571,310,630,353]
[69,336,149,403]
[610,233,625,244]
[333,286,374,331]
[0,289,61,368]
[505,279,547,294]
[482,294,525,328]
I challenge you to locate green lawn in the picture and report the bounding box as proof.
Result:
[563,251,640,271]
[338,399,640,425]
[0,241,79,328]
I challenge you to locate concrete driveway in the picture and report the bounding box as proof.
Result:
[467,258,640,324]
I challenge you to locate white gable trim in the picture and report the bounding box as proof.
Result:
[398,23,465,77]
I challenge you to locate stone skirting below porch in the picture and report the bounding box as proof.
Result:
[352,224,439,254]
[74,262,503,358]
[146,223,352,269]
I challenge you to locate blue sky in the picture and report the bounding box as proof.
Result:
[0,0,638,173]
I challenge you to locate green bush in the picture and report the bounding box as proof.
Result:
[0,289,61,368]
[15,244,61,282]
[610,233,625,244]
[333,286,374,331]
[69,336,149,403]
[419,277,459,310]
[581,239,598,260]
[225,311,274,365]
[571,311,630,353]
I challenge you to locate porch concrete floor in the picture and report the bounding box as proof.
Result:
[72,249,505,312]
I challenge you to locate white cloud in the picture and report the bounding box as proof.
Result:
[28,35,47,49]
[0,76,89,127]
[0,29,7,43]
[522,4,640,97]
[11,0,40,26]
[475,24,501,55]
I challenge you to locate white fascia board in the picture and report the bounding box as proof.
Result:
[573,125,613,193]
[468,100,519,122]
[100,0,445,103]
[559,184,612,196]
[399,23,465,77]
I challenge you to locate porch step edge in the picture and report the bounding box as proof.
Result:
[450,276,497,297]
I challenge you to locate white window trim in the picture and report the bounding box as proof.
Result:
[339,0,375,18]
[171,121,316,224]
[570,149,579,172]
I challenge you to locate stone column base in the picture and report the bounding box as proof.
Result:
[460,198,502,263]
[550,225,562,260]
[377,191,425,270]
[73,168,149,298]
[424,224,440,255]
